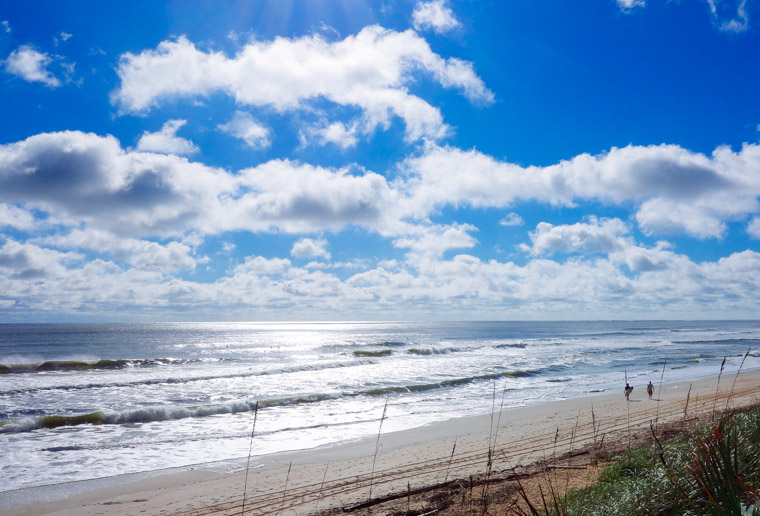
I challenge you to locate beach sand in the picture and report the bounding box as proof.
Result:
[3,369,759,515]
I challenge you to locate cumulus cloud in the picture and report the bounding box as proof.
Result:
[500,213,524,227]
[412,1,461,34]
[4,129,760,253]
[37,228,200,272]
[4,45,61,87]
[748,217,760,238]
[300,120,360,149]
[617,0,646,11]
[0,131,234,237]
[521,218,677,273]
[2,236,760,319]
[217,111,271,149]
[3,128,760,319]
[399,142,760,239]
[393,223,478,267]
[5,130,760,246]
[136,119,199,155]
[616,241,675,273]
[0,239,81,279]
[230,159,397,234]
[0,130,399,238]
[0,204,36,230]
[218,247,760,318]
[291,237,331,260]
[112,27,493,142]
[524,218,628,256]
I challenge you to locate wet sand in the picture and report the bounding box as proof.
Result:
[3,369,759,515]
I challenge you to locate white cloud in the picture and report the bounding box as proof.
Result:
[0,239,81,279]
[412,1,461,34]
[393,223,478,266]
[291,237,331,260]
[3,45,61,87]
[617,0,646,11]
[54,32,73,46]
[230,159,398,234]
[521,218,677,273]
[37,228,199,273]
[217,111,271,149]
[5,130,760,248]
[499,213,524,227]
[4,129,760,255]
[399,142,760,239]
[232,255,291,276]
[708,0,750,32]
[0,204,36,230]
[525,218,628,256]
[300,120,360,149]
[625,0,749,30]
[112,27,493,143]
[1,21,10,33]
[3,129,760,320]
[0,130,402,239]
[3,235,760,319]
[634,198,728,238]
[616,241,675,273]
[136,119,199,155]
[748,217,760,238]
[0,131,235,238]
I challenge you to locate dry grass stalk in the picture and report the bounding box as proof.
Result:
[725,348,751,413]
[712,356,727,420]
[369,396,389,501]
[313,461,329,514]
[481,380,509,512]
[279,461,292,516]
[654,361,666,431]
[684,383,692,418]
[444,438,457,483]
[241,400,259,516]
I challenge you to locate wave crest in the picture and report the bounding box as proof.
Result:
[0,368,538,433]
[0,358,200,374]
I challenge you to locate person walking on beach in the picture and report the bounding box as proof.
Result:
[624,382,633,401]
[647,381,654,400]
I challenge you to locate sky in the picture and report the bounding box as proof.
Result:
[1,0,760,322]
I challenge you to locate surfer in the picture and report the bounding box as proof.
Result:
[647,381,654,399]
[624,382,633,401]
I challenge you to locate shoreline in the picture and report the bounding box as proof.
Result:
[3,369,760,515]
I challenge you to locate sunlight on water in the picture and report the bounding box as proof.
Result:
[1,320,759,491]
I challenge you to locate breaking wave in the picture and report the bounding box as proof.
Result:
[353,350,393,357]
[406,347,461,355]
[0,358,211,375]
[0,359,376,397]
[0,368,539,433]
[493,342,528,349]
[672,338,760,346]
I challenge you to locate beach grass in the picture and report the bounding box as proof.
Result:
[505,406,760,516]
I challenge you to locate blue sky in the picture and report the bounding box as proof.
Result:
[1,0,760,321]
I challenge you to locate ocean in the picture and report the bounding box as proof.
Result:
[1,320,759,493]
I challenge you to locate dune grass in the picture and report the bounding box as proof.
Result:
[522,406,760,515]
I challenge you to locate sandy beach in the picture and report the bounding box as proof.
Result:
[3,368,759,515]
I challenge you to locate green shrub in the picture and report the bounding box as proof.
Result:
[551,407,760,516]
